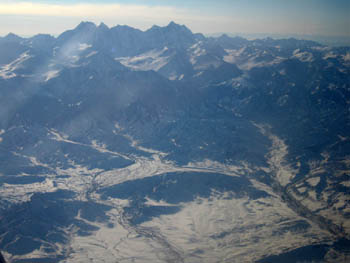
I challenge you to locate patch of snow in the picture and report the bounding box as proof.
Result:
[292,49,314,62]
[279,69,286,76]
[78,43,92,51]
[91,140,107,151]
[302,193,324,212]
[342,53,350,62]
[223,47,245,64]
[0,178,57,204]
[116,47,170,71]
[228,51,284,70]
[311,46,330,51]
[0,51,32,79]
[193,71,203,77]
[298,187,307,193]
[0,71,16,79]
[44,70,60,82]
[323,52,337,60]
[144,197,176,207]
[189,42,201,49]
[114,122,123,131]
[70,55,79,63]
[29,156,50,168]
[86,50,98,58]
[341,181,350,187]
[168,74,178,80]
[255,124,298,186]
[338,135,348,141]
[68,206,167,263]
[171,138,178,146]
[50,129,132,161]
[185,159,250,177]
[141,191,329,263]
[277,94,288,106]
[306,177,320,187]
[328,83,338,90]
[50,129,69,141]
[189,44,206,65]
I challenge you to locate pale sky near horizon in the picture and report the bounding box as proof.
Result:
[0,0,349,37]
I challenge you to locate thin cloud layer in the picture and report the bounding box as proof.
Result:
[0,1,348,37]
[0,2,187,19]
[0,1,233,35]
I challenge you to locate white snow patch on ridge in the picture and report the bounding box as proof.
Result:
[306,177,320,187]
[343,53,350,62]
[292,49,314,62]
[323,52,337,60]
[223,47,245,64]
[0,51,32,79]
[189,42,206,65]
[78,43,92,51]
[44,70,60,82]
[86,51,98,58]
[116,47,170,71]
[254,123,298,186]
[224,48,284,70]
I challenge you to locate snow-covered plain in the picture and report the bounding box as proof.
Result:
[0,128,337,263]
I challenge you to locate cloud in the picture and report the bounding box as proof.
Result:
[0,2,194,20]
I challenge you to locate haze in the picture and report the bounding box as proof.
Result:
[0,0,349,37]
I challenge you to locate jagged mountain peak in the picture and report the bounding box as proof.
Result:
[168,21,177,26]
[148,24,161,31]
[29,34,56,45]
[76,21,97,31]
[167,21,187,29]
[144,21,195,50]
[54,21,197,53]
[2,32,23,42]
[30,33,54,39]
[111,24,142,33]
[56,21,98,47]
[167,21,193,34]
[98,22,109,31]
[148,21,192,35]
[217,33,241,41]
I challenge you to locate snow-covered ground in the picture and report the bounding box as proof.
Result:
[0,127,338,263]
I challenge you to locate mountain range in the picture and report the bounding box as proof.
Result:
[0,21,350,263]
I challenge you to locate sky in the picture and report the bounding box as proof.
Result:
[0,0,349,37]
